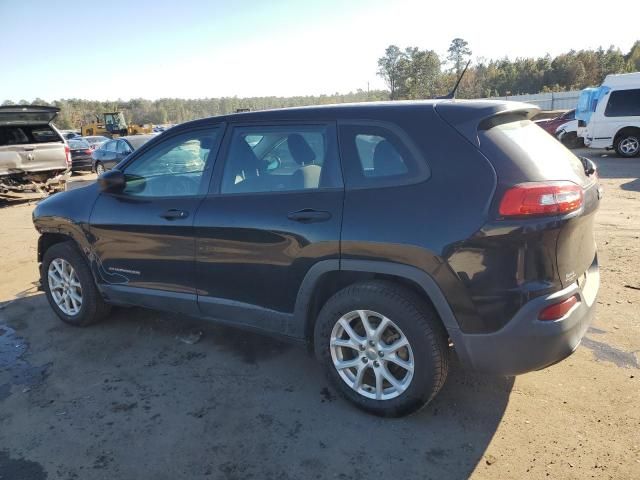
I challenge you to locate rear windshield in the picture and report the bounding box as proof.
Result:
[125,135,153,149]
[69,139,90,149]
[480,119,587,184]
[85,136,109,144]
[0,125,62,146]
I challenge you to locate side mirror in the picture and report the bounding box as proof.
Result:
[97,169,126,192]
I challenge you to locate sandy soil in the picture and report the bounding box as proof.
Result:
[0,155,638,480]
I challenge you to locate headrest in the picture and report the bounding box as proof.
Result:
[372,140,406,176]
[287,133,316,165]
[235,137,260,177]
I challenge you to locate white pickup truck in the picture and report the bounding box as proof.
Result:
[0,105,70,199]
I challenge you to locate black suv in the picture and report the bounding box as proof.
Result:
[33,101,600,416]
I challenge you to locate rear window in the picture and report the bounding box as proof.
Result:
[0,125,62,146]
[69,139,90,149]
[125,136,153,149]
[482,119,587,183]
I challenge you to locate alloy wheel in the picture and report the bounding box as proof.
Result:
[330,310,414,400]
[48,258,82,316]
[620,136,640,156]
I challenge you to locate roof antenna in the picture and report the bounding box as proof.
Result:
[437,60,471,99]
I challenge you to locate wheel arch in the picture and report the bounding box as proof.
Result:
[38,232,75,263]
[294,259,463,347]
[614,125,640,142]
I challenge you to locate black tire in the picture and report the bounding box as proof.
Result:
[314,280,449,417]
[42,241,110,327]
[95,162,105,175]
[614,132,640,158]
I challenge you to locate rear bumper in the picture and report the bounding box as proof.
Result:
[71,157,93,171]
[453,256,599,375]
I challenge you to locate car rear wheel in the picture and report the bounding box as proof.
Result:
[95,162,105,175]
[42,241,110,327]
[615,133,640,158]
[314,280,449,417]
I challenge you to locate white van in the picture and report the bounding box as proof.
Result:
[582,72,640,157]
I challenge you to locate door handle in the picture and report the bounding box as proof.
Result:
[160,209,189,220]
[287,209,331,223]
[23,146,35,151]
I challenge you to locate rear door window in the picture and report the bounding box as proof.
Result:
[30,126,61,143]
[218,124,341,194]
[338,123,428,188]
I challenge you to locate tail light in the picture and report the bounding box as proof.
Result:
[64,145,71,167]
[84,149,92,155]
[499,181,583,217]
[539,295,579,321]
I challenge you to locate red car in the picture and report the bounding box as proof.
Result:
[535,109,576,135]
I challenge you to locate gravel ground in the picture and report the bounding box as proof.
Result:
[0,151,638,480]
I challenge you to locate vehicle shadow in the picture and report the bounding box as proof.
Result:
[620,178,640,192]
[1,293,513,480]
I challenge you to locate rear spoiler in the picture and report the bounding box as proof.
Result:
[435,101,540,146]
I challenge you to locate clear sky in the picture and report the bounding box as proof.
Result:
[1,0,637,101]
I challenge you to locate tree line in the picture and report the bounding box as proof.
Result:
[3,39,638,130]
[1,92,389,130]
[378,39,640,100]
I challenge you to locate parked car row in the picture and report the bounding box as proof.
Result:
[91,135,156,174]
[537,72,640,157]
[63,133,155,173]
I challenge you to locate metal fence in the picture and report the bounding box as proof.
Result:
[487,91,580,110]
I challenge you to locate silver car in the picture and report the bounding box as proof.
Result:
[0,105,70,196]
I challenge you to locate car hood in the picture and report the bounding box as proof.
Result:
[0,105,60,126]
[556,119,578,133]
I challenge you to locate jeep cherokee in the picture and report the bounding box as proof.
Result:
[32,100,600,416]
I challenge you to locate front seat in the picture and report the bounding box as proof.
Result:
[224,138,262,192]
[287,133,321,189]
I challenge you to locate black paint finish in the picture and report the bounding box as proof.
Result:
[32,100,600,374]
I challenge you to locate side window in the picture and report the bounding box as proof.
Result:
[122,127,219,197]
[116,140,130,154]
[31,127,60,143]
[2,127,29,145]
[220,124,339,194]
[104,141,117,152]
[605,89,640,117]
[338,124,427,188]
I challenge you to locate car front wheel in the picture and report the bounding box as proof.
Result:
[95,162,105,175]
[314,280,449,417]
[42,241,111,326]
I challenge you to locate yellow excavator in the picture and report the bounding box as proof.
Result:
[81,112,152,138]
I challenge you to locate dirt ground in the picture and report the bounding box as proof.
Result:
[1,151,639,480]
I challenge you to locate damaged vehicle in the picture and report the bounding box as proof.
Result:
[33,101,600,416]
[0,105,70,200]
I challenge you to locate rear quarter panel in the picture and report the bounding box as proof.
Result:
[340,107,498,332]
